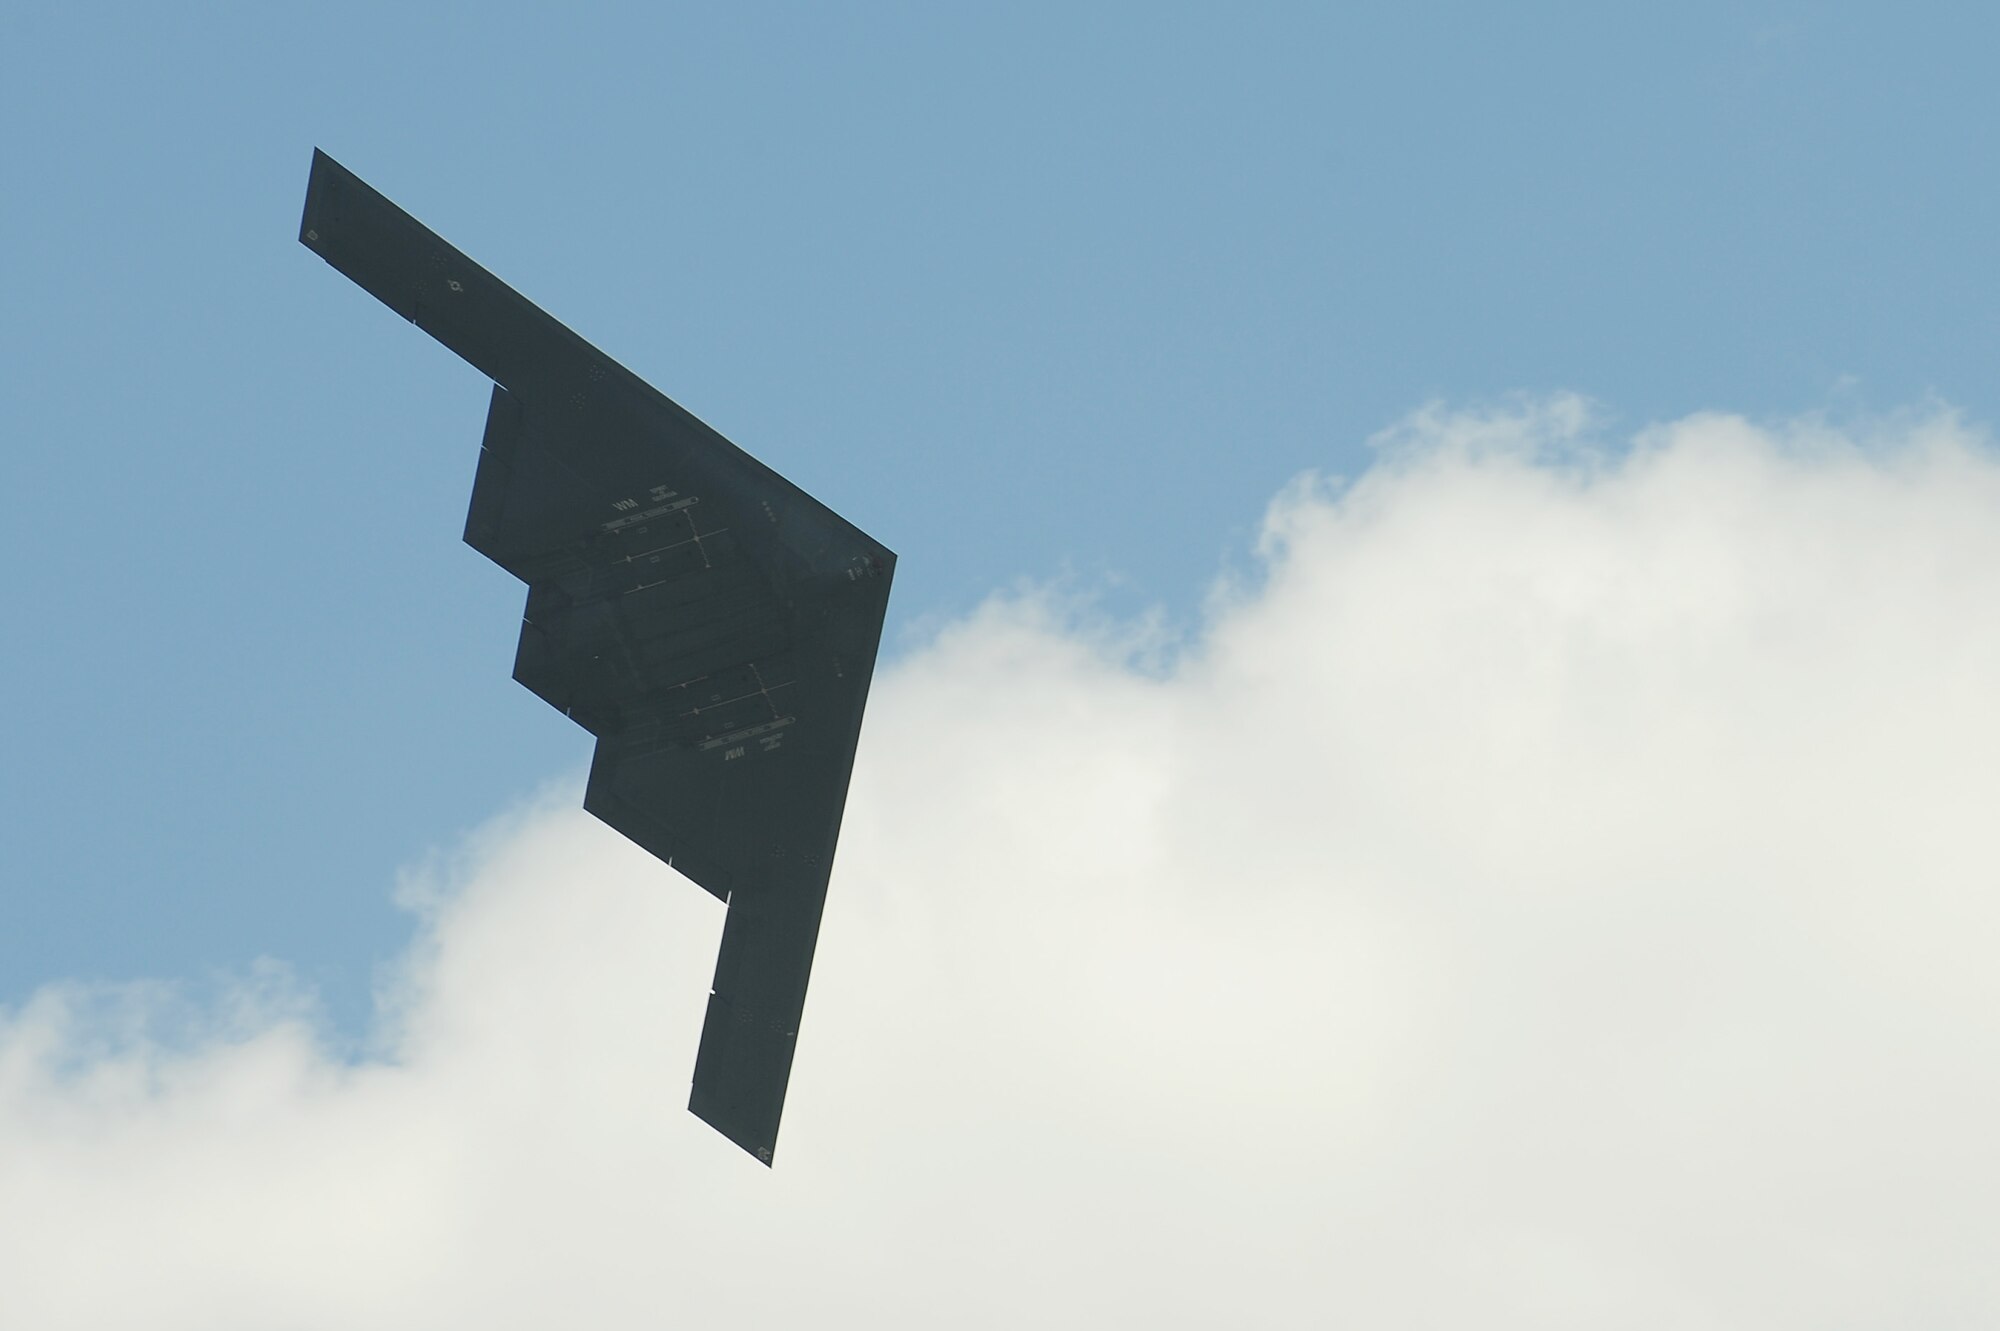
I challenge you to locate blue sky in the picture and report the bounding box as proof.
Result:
[7,1,1997,1033]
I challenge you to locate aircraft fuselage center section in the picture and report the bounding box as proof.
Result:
[515,477,801,765]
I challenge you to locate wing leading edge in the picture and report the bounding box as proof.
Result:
[299,149,894,1164]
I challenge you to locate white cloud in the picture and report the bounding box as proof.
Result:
[6,397,2000,1327]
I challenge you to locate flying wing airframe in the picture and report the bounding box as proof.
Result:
[298,149,894,1165]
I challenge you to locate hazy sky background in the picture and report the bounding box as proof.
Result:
[5,3,2000,1323]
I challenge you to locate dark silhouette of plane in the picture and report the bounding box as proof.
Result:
[299,149,894,1165]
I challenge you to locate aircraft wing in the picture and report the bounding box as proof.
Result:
[299,149,894,1164]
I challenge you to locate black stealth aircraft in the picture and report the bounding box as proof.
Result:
[298,150,894,1165]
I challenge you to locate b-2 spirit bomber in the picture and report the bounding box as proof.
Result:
[298,150,894,1165]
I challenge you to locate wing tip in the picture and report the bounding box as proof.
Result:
[689,1088,779,1167]
[299,147,347,253]
[688,988,794,1166]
